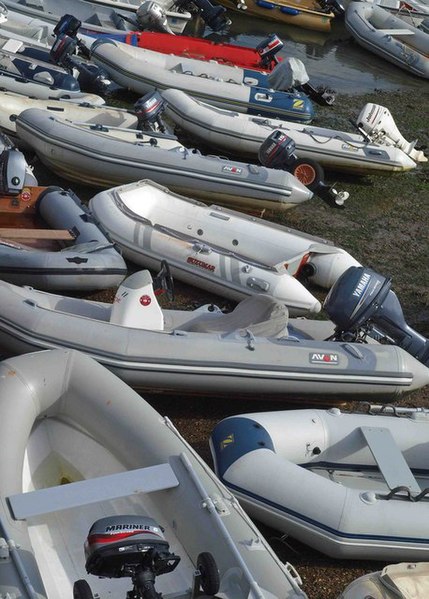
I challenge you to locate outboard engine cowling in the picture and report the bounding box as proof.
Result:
[0,148,30,194]
[134,90,168,133]
[267,58,335,106]
[80,515,180,599]
[256,34,284,68]
[267,58,309,91]
[53,13,82,39]
[258,130,297,170]
[324,266,429,366]
[136,1,174,34]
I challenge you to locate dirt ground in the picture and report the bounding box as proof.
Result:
[31,86,429,598]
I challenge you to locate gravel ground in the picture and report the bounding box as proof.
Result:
[32,86,429,599]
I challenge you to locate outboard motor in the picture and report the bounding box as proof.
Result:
[267,58,335,106]
[50,31,117,94]
[0,148,31,195]
[134,90,170,133]
[324,266,429,366]
[74,516,181,599]
[318,0,345,16]
[355,103,427,163]
[174,0,231,32]
[256,34,284,69]
[53,13,82,40]
[258,130,348,208]
[136,1,174,34]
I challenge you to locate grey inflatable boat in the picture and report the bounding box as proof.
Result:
[15,107,313,212]
[0,268,427,401]
[0,349,307,599]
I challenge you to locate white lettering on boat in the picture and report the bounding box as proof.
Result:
[353,272,371,298]
[310,353,339,364]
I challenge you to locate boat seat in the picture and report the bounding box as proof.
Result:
[179,294,289,338]
[1,39,24,54]
[109,270,164,330]
[0,228,75,240]
[8,463,179,520]
[360,426,421,494]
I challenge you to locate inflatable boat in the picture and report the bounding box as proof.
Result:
[338,562,429,598]
[213,0,339,32]
[211,405,429,561]
[89,39,315,122]
[0,266,428,400]
[89,179,360,315]
[98,30,284,71]
[162,88,425,173]
[0,34,106,103]
[0,90,138,148]
[2,0,192,35]
[0,349,307,599]
[0,182,127,291]
[15,107,314,212]
[345,1,429,79]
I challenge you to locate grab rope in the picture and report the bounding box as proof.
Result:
[382,485,429,501]
[250,117,372,148]
[304,130,372,149]
[116,199,276,270]
[359,402,427,417]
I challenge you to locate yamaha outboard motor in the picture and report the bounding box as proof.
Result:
[134,91,172,134]
[256,34,284,69]
[136,1,174,34]
[324,266,429,366]
[74,516,181,599]
[50,30,118,95]
[258,130,348,207]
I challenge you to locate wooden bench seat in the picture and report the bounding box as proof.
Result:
[0,228,75,240]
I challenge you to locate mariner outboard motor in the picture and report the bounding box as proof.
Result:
[258,130,348,208]
[174,0,231,32]
[134,91,171,134]
[74,516,181,599]
[324,266,429,366]
[255,34,284,69]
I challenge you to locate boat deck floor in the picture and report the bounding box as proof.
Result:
[24,419,196,598]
